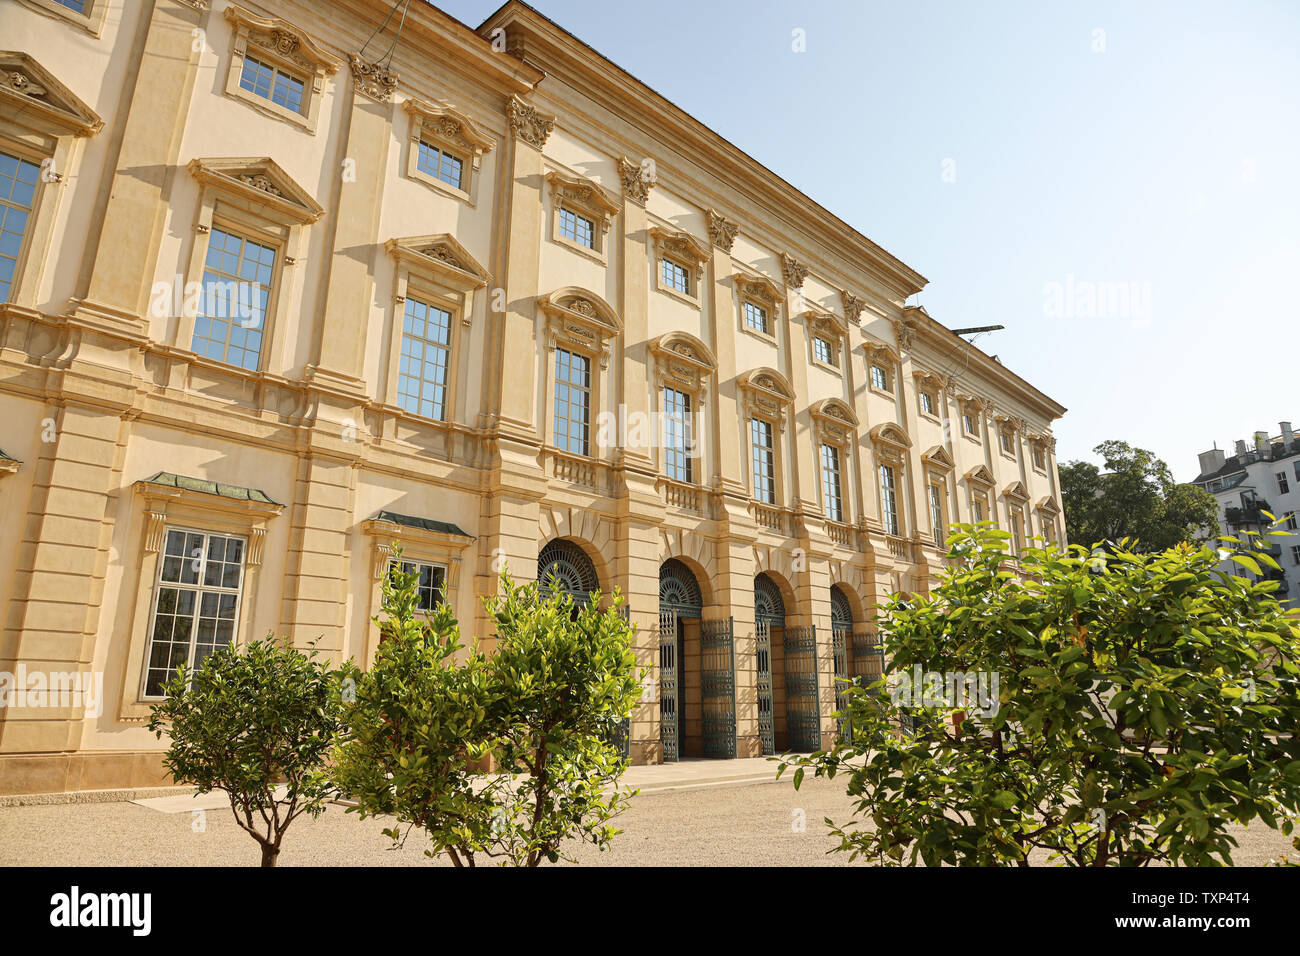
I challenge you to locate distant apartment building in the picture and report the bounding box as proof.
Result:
[1192,422,1300,603]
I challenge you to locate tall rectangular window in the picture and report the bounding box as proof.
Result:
[929,483,945,546]
[972,497,986,522]
[389,559,446,611]
[396,296,451,420]
[238,56,306,114]
[1011,509,1025,551]
[0,151,40,304]
[558,207,594,249]
[191,227,274,371]
[920,391,936,416]
[963,412,978,435]
[1033,445,1046,469]
[553,348,591,455]
[416,141,465,190]
[1278,472,1290,495]
[879,464,899,536]
[663,386,693,483]
[1292,544,1300,566]
[661,258,690,295]
[821,443,843,522]
[870,365,889,391]
[743,301,769,334]
[751,418,776,505]
[1001,429,1015,454]
[144,529,246,697]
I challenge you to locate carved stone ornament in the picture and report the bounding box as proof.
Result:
[3,70,45,97]
[840,290,866,325]
[508,95,555,149]
[781,253,809,290]
[892,317,918,351]
[707,209,739,252]
[619,157,655,206]
[349,54,397,103]
[239,174,282,197]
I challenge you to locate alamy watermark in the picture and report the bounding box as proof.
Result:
[889,665,1000,719]
[0,666,104,718]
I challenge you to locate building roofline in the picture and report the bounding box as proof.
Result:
[473,0,929,300]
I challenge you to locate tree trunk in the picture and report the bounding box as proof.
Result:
[261,843,279,867]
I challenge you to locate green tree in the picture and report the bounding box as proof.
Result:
[334,562,642,866]
[780,523,1300,866]
[147,638,343,867]
[1060,440,1219,550]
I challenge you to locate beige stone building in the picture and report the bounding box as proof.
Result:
[0,0,1066,794]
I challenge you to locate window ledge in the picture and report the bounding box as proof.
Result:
[224,87,315,133]
[739,322,778,347]
[552,232,606,265]
[655,281,701,310]
[410,166,474,205]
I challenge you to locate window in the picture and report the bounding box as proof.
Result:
[929,484,945,546]
[870,365,890,392]
[661,258,690,296]
[663,386,693,483]
[972,496,986,523]
[963,412,978,436]
[143,528,245,698]
[396,296,451,421]
[879,464,899,536]
[415,141,465,190]
[1278,472,1290,495]
[55,0,88,10]
[0,152,39,304]
[751,419,776,505]
[813,337,834,366]
[920,391,936,417]
[558,206,594,249]
[191,226,274,371]
[1001,428,1015,454]
[743,301,769,335]
[1011,509,1025,551]
[1294,461,1300,482]
[238,56,306,115]
[1033,445,1047,470]
[1292,545,1300,566]
[389,559,446,611]
[1287,514,1298,532]
[821,443,843,522]
[553,348,591,455]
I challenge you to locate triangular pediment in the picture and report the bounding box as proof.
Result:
[1004,480,1030,502]
[188,157,324,223]
[1037,496,1060,515]
[388,233,491,289]
[965,465,995,487]
[0,52,103,137]
[922,445,955,470]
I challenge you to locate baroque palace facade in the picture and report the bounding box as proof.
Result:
[0,0,1066,794]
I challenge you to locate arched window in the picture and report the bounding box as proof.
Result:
[537,539,599,607]
[830,586,853,629]
[754,573,786,625]
[659,559,703,616]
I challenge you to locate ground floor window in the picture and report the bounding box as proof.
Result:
[389,558,447,610]
[143,528,246,697]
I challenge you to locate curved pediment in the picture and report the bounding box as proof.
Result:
[545,170,620,220]
[810,398,858,428]
[387,233,491,289]
[863,337,901,364]
[189,157,324,223]
[869,423,911,450]
[537,286,622,337]
[739,367,795,404]
[1,52,103,137]
[801,306,847,337]
[733,270,783,306]
[650,227,710,275]
[649,331,716,372]
[223,4,342,74]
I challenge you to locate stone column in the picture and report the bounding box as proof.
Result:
[780,254,817,516]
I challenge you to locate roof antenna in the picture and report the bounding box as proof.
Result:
[359,0,412,69]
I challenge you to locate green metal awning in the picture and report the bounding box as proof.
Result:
[373,510,473,539]
[142,472,280,505]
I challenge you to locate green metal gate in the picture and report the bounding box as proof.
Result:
[850,627,886,745]
[701,618,736,758]
[784,625,821,752]
[831,588,853,739]
[754,574,785,756]
[658,608,679,762]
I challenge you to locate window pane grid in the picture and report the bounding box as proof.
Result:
[879,464,899,536]
[661,258,690,295]
[191,227,274,371]
[751,418,775,505]
[553,348,591,455]
[743,301,768,334]
[821,443,842,522]
[663,387,693,483]
[814,337,834,365]
[144,528,245,697]
[0,151,40,303]
[416,141,465,190]
[558,207,595,249]
[396,297,452,421]
[391,560,446,611]
[239,56,305,114]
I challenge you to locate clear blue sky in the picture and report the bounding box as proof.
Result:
[431,0,1300,481]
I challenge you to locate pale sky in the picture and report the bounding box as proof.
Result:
[433,0,1300,481]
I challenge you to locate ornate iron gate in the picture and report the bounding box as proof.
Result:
[701,618,736,758]
[831,588,852,739]
[659,609,679,762]
[784,625,821,752]
[754,574,785,756]
[850,627,886,745]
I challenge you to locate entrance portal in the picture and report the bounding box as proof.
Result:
[659,559,734,761]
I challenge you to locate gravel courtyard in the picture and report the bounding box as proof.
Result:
[1,769,1294,867]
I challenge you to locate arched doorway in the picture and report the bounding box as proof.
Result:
[830,586,853,738]
[537,538,600,610]
[658,560,735,762]
[754,572,820,755]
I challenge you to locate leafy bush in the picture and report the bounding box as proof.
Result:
[147,638,343,866]
[334,563,641,866]
[781,524,1300,866]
